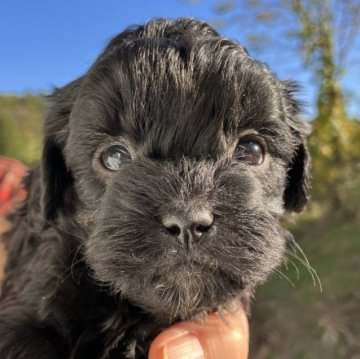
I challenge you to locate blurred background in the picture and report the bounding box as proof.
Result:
[0,0,359,357]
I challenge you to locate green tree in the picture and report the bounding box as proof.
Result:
[291,0,360,215]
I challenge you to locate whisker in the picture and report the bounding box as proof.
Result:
[286,258,300,280]
[286,234,322,290]
[274,268,296,288]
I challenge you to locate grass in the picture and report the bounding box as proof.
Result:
[0,95,46,166]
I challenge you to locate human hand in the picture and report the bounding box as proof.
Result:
[0,156,27,217]
[149,307,248,359]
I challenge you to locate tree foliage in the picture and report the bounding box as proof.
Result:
[290,0,360,215]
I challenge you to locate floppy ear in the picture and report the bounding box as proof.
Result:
[284,141,310,212]
[282,81,311,212]
[41,79,81,222]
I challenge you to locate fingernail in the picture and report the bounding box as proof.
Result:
[163,334,204,359]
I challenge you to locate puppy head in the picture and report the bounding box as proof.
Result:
[40,18,310,320]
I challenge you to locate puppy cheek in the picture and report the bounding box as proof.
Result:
[260,159,289,215]
[83,213,163,295]
[213,171,288,286]
[216,216,286,283]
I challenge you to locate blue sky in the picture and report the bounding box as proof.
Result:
[1,0,359,118]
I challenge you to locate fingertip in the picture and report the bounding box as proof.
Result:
[149,328,204,359]
[149,308,249,359]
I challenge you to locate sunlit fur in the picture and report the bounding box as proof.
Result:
[0,18,310,358]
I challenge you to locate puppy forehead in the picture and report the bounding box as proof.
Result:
[73,37,285,157]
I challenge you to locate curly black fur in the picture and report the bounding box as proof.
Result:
[0,18,310,358]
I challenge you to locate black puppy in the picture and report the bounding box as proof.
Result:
[0,18,309,358]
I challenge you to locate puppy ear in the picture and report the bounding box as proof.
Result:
[282,81,311,212]
[284,141,310,212]
[41,79,81,222]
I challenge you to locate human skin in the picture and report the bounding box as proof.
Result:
[149,307,249,359]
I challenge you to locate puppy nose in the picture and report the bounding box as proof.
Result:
[162,210,214,249]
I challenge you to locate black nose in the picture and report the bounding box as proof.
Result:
[162,210,214,249]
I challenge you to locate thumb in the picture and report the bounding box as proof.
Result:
[148,307,249,359]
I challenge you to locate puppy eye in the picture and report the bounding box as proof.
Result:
[101,145,132,171]
[235,139,265,165]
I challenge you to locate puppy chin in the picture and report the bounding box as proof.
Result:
[110,262,245,321]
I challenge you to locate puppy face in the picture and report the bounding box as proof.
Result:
[41,19,309,320]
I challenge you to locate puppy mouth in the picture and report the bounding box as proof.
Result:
[151,255,211,283]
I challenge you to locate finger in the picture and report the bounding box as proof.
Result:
[149,307,249,359]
